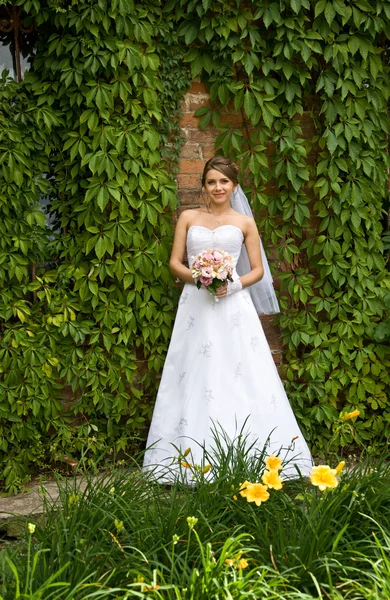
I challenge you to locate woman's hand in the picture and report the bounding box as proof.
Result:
[216,278,243,298]
[216,283,228,298]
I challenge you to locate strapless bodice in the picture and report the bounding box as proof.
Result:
[186,225,244,267]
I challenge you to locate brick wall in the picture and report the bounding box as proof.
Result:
[177,82,284,364]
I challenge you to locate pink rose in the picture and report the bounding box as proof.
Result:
[213,250,223,261]
[200,276,213,286]
[201,266,213,278]
[217,269,228,280]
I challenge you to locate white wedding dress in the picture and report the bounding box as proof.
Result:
[143,225,312,478]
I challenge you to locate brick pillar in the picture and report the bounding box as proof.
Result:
[177,82,283,365]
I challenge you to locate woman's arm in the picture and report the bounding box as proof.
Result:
[169,211,196,285]
[239,217,264,288]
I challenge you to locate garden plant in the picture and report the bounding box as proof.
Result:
[1,425,390,599]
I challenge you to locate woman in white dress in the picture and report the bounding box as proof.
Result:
[143,157,312,478]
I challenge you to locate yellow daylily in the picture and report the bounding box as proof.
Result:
[310,465,338,491]
[335,461,345,475]
[265,454,283,471]
[239,480,252,498]
[237,558,249,569]
[245,483,270,506]
[262,469,283,490]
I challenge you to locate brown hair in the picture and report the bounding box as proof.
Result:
[201,156,239,187]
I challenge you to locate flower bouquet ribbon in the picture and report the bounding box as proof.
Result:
[191,248,234,301]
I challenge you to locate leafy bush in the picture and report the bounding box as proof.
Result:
[1,429,390,599]
[1,0,390,492]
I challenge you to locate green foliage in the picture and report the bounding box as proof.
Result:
[1,0,390,491]
[184,0,390,456]
[2,436,390,598]
[0,0,187,493]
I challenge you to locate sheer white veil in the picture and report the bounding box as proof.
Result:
[231,185,280,315]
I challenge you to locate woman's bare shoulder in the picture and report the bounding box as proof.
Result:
[178,208,206,227]
[231,212,258,234]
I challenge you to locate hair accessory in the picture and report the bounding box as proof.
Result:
[231,185,280,315]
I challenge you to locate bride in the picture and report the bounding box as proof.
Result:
[143,156,312,477]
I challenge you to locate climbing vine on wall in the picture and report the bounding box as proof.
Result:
[0,0,189,493]
[181,0,390,453]
[0,0,389,492]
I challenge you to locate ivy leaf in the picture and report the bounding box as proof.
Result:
[325,2,336,25]
[325,130,338,154]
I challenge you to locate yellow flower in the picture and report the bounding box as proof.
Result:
[265,454,283,471]
[187,516,198,529]
[341,410,360,421]
[68,493,80,505]
[183,447,191,457]
[237,558,249,569]
[181,461,193,468]
[202,464,211,474]
[239,480,252,498]
[233,495,238,501]
[27,522,36,535]
[335,461,345,475]
[245,483,270,506]
[310,465,338,491]
[114,519,124,532]
[225,558,235,566]
[262,469,283,490]
[145,584,161,592]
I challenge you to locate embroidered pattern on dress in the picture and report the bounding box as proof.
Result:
[242,291,252,305]
[271,394,277,411]
[179,292,189,305]
[231,311,241,329]
[175,418,188,433]
[234,362,242,379]
[251,337,259,351]
[178,372,187,385]
[200,341,213,358]
[205,388,214,404]
[186,316,195,330]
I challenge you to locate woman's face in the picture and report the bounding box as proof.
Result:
[203,169,236,205]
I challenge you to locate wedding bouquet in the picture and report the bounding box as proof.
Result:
[191,248,234,298]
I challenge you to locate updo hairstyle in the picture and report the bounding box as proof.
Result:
[201,156,239,187]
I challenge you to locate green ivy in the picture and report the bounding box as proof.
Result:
[185,0,390,455]
[0,0,188,493]
[1,0,390,492]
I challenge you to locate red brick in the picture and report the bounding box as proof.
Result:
[260,315,283,351]
[179,159,205,175]
[220,113,243,127]
[201,144,216,159]
[180,113,202,128]
[184,128,217,143]
[188,81,208,94]
[185,96,210,112]
[180,144,202,160]
[179,190,202,205]
[177,174,202,190]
